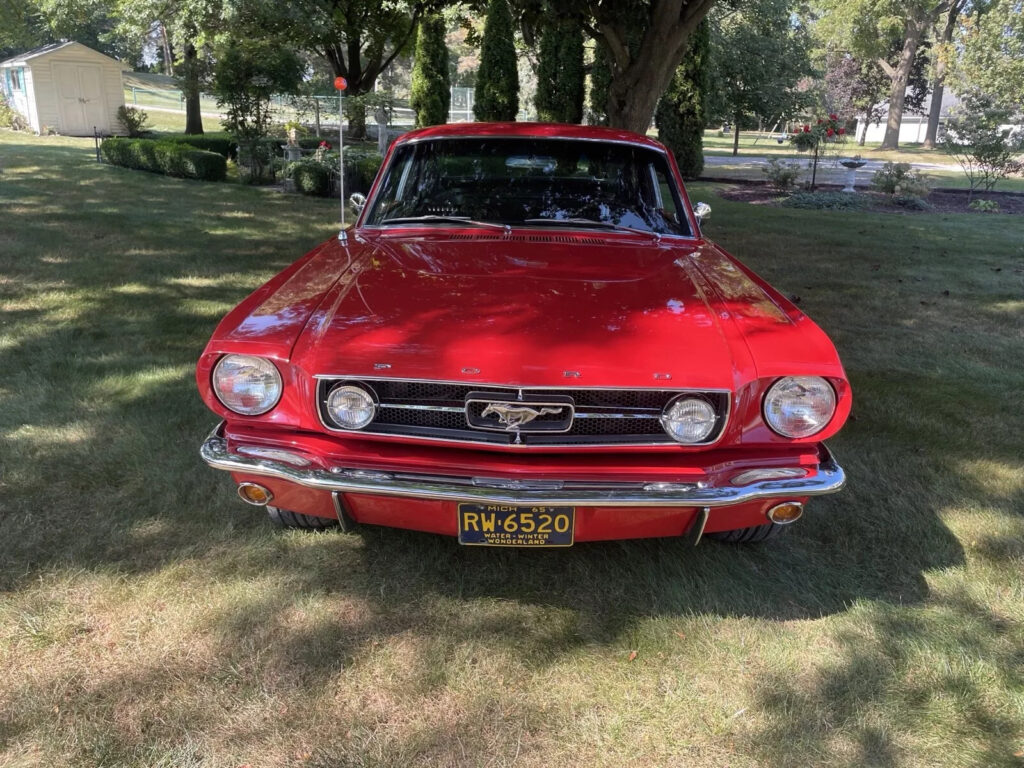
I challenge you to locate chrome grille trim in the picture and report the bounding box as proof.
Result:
[315,376,730,448]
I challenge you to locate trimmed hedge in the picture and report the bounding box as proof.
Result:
[101,138,227,182]
[155,133,238,160]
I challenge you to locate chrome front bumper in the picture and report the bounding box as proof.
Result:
[200,424,846,507]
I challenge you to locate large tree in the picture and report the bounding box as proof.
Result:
[706,0,812,155]
[816,0,950,149]
[513,0,718,132]
[922,0,967,147]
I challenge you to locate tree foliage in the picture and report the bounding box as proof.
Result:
[212,37,303,181]
[410,13,451,127]
[706,0,812,154]
[535,17,584,123]
[941,97,1024,200]
[474,0,519,120]
[951,0,1024,111]
[655,18,709,178]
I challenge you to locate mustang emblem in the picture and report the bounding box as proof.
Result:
[481,403,564,431]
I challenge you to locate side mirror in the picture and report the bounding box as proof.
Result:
[693,201,711,224]
[349,192,367,213]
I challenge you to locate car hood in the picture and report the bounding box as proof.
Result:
[287,232,780,390]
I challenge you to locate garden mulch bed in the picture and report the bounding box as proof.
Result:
[709,179,1024,215]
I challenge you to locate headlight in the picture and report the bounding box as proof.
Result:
[660,396,718,444]
[763,376,836,438]
[326,384,376,429]
[212,355,282,415]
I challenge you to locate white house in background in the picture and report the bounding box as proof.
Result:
[855,88,963,145]
[0,41,127,136]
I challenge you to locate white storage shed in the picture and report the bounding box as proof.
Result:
[1,41,127,136]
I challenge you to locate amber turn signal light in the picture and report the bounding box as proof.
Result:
[766,501,804,525]
[237,482,273,506]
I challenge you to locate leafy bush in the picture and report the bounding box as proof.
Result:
[0,93,28,130]
[969,198,1000,213]
[289,149,383,197]
[101,138,227,182]
[891,195,933,211]
[291,161,332,197]
[159,133,238,160]
[782,191,865,210]
[116,105,151,137]
[941,102,1024,202]
[761,158,801,190]
[871,162,930,198]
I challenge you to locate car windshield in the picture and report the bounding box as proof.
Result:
[363,137,691,236]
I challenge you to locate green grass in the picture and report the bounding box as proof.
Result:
[702,130,960,165]
[1,129,1023,768]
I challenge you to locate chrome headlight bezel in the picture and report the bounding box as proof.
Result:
[211,354,283,416]
[325,383,377,430]
[660,395,719,444]
[762,376,837,438]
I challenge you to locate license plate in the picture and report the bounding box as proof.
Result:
[457,504,574,547]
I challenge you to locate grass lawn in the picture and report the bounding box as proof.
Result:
[701,130,961,165]
[1,129,1023,768]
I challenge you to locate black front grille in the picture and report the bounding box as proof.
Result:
[317,379,728,447]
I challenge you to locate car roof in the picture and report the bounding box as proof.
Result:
[394,122,668,151]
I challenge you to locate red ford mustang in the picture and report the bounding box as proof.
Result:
[198,123,850,546]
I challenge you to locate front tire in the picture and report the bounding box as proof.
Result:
[266,506,338,531]
[707,522,783,544]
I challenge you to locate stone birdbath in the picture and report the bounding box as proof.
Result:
[839,158,867,192]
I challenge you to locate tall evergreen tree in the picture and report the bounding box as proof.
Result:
[410,13,451,127]
[656,19,709,179]
[474,0,519,121]
[588,42,612,125]
[535,19,584,123]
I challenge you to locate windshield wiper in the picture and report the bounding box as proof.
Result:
[523,217,660,239]
[379,215,505,230]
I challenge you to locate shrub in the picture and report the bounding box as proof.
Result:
[291,161,332,197]
[941,101,1024,202]
[159,133,238,160]
[891,195,933,211]
[101,138,227,182]
[871,162,930,198]
[761,158,801,190]
[655,19,709,179]
[969,198,1000,213]
[117,105,151,137]
[0,93,28,130]
[410,13,451,127]
[782,191,865,211]
[474,0,519,121]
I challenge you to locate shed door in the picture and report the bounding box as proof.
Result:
[53,62,107,134]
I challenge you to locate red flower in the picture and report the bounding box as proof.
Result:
[817,118,823,124]
[319,141,332,149]
[829,113,838,121]
[803,125,811,133]
[826,128,834,136]
[838,127,846,135]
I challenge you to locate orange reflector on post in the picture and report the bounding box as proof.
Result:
[237,482,273,506]
[766,501,804,525]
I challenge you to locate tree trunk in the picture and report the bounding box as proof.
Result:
[602,0,715,133]
[182,42,204,136]
[733,112,741,156]
[879,12,928,150]
[161,24,174,77]
[348,101,367,140]
[923,2,960,148]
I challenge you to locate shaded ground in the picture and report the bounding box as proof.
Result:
[1,131,1022,768]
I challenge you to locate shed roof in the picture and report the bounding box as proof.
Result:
[1,41,126,69]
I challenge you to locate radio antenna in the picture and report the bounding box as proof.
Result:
[334,76,348,244]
